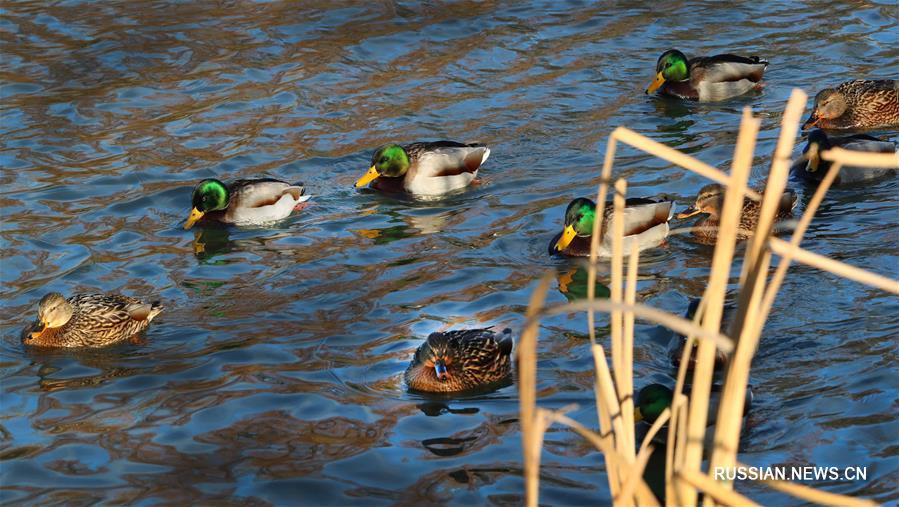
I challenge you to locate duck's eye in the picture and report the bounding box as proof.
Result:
[379,157,387,164]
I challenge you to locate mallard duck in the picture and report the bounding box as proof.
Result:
[184,178,309,230]
[645,49,768,102]
[23,293,163,348]
[791,129,896,185]
[677,184,797,245]
[404,328,513,393]
[668,299,732,371]
[549,197,674,258]
[634,383,752,426]
[354,141,490,196]
[802,80,899,131]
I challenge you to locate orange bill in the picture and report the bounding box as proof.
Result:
[355,166,380,188]
[646,72,665,94]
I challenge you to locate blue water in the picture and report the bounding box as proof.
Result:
[1,1,897,504]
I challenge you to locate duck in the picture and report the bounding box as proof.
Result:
[354,141,490,196]
[404,327,513,393]
[645,49,768,102]
[184,178,310,230]
[549,197,674,258]
[23,292,163,348]
[677,184,797,245]
[668,299,732,371]
[802,80,899,131]
[635,383,753,427]
[791,129,896,185]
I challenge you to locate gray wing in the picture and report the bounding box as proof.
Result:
[230,179,304,208]
[407,142,491,177]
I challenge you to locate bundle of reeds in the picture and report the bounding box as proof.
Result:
[519,89,898,507]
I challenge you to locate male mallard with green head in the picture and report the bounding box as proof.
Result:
[184,178,309,229]
[645,49,768,102]
[404,328,513,393]
[791,129,896,185]
[635,383,752,426]
[23,293,163,348]
[355,141,490,196]
[550,197,674,257]
[677,184,796,244]
[802,80,899,131]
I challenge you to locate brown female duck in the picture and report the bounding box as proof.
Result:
[404,328,513,393]
[802,80,899,131]
[23,293,163,348]
[677,183,797,244]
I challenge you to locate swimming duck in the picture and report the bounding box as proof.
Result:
[677,184,797,245]
[23,293,163,348]
[550,197,674,258]
[802,80,899,131]
[354,141,490,196]
[645,49,768,102]
[404,328,513,393]
[668,299,732,371]
[791,129,897,185]
[184,178,309,230]
[635,383,752,427]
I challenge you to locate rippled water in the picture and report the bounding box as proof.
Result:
[2,1,898,504]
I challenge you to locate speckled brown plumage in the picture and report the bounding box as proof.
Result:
[404,328,513,393]
[23,293,163,348]
[802,80,899,131]
[678,184,797,245]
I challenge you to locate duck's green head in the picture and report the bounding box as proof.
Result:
[646,49,689,94]
[635,383,673,424]
[554,198,596,252]
[355,144,411,188]
[185,179,230,230]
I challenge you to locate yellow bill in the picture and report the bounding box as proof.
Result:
[184,207,205,230]
[634,406,643,423]
[806,144,820,173]
[355,165,381,188]
[676,207,701,219]
[646,72,665,94]
[554,224,577,251]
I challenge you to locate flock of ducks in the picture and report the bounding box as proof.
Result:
[22,50,898,404]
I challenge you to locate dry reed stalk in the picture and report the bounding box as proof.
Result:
[588,148,614,345]
[637,407,670,457]
[622,237,640,452]
[609,128,762,201]
[533,300,735,353]
[543,411,662,507]
[670,393,689,506]
[593,344,630,462]
[678,107,760,506]
[610,179,626,403]
[756,161,840,325]
[823,147,899,166]
[706,93,804,492]
[520,272,553,507]
[593,345,624,497]
[768,237,899,293]
[677,469,761,507]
